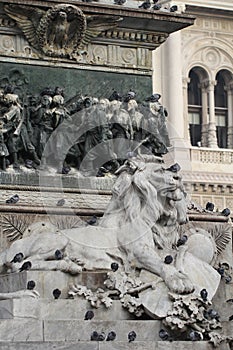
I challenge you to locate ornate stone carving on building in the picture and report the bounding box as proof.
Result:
[4,4,122,59]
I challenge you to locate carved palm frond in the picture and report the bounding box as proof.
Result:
[209,224,232,256]
[1,214,35,242]
[49,216,84,230]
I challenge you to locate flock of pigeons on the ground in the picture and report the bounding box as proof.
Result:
[81,0,178,13]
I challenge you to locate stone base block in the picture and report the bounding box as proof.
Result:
[0,319,43,341]
[0,271,107,298]
[0,299,134,321]
[43,320,162,342]
[0,341,224,350]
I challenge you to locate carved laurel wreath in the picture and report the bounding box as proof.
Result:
[4,4,122,59]
[38,5,86,57]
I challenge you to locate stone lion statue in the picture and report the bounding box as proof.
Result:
[0,155,220,316]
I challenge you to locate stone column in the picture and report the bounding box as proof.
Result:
[182,77,191,144]
[161,31,191,170]
[227,82,233,149]
[200,82,209,147]
[207,80,218,148]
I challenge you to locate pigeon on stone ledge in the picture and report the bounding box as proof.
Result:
[53,288,61,299]
[159,329,169,340]
[27,280,36,290]
[114,0,126,5]
[90,331,99,341]
[98,332,106,341]
[221,208,231,216]
[84,310,94,320]
[19,261,32,272]
[6,194,19,204]
[11,252,24,263]
[128,331,137,342]
[139,1,151,10]
[170,5,178,12]
[106,331,116,341]
[205,202,215,212]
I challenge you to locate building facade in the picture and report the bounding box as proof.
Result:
[153,0,233,212]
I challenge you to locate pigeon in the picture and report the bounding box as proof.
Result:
[159,329,169,341]
[106,331,116,341]
[111,262,119,272]
[84,310,94,320]
[200,288,208,302]
[10,252,24,263]
[87,215,97,225]
[19,261,32,272]
[164,255,173,264]
[6,194,19,204]
[205,202,214,212]
[55,249,64,260]
[90,331,99,341]
[62,166,71,175]
[208,309,220,321]
[53,288,61,299]
[97,332,106,341]
[152,3,161,10]
[176,235,188,247]
[188,330,202,341]
[114,0,126,5]
[225,275,232,284]
[56,199,65,207]
[27,280,36,290]
[128,331,137,342]
[221,208,231,216]
[25,159,34,169]
[170,5,178,12]
[166,163,181,173]
[139,0,151,9]
[217,266,225,277]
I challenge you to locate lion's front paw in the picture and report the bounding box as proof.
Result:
[162,265,194,294]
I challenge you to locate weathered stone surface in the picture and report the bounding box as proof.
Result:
[0,271,107,298]
[0,342,98,350]
[43,320,162,342]
[0,320,43,341]
[0,298,134,321]
[0,299,40,319]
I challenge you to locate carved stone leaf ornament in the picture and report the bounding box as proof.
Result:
[4,4,122,59]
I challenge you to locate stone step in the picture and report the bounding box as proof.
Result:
[0,271,107,298]
[0,299,135,321]
[0,319,162,342]
[0,341,220,350]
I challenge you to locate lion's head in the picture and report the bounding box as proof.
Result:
[101,155,188,249]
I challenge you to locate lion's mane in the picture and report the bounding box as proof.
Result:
[101,155,186,250]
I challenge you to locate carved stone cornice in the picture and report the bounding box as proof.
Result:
[0,1,195,58]
[97,29,169,49]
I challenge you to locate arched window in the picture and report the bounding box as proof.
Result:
[188,69,202,146]
[215,71,228,148]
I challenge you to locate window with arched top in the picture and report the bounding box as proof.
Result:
[188,69,202,146]
[215,71,228,149]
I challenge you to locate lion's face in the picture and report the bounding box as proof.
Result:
[142,163,183,201]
